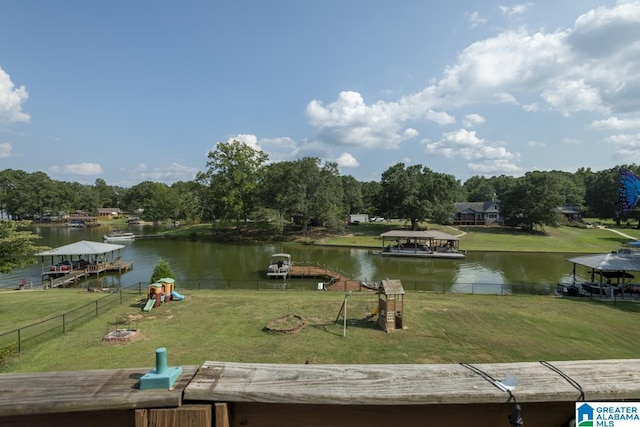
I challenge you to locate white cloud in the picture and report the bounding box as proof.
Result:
[305,91,421,149]
[128,162,199,184]
[49,163,103,176]
[0,67,29,123]
[0,142,13,158]
[591,117,640,130]
[226,134,261,151]
[605,132,640,159]
[302,1,640,175]
[463,113,485,128]
[468,11,487,28]
[425,129,521,174]
[336,152,359,168]
[526,140,546,148]
[499,3,533,17]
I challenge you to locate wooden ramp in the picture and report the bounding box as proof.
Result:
[289,264,373,292]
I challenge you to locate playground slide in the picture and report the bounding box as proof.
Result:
[142,299,155,312]
[171,290,185,301]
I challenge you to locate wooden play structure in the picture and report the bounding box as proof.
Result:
[377,279,405,332]
[143,278,184,312]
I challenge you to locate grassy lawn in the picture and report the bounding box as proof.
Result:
[2,289,640,373]
[316,222,640,253]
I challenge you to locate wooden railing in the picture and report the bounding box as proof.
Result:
[2,358,640,426]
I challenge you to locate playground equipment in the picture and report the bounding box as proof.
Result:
[142,278,184,312]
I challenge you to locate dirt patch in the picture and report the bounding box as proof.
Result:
[102,328,140,345]
[264,314,306,334]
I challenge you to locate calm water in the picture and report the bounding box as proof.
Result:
[0,225,585,294]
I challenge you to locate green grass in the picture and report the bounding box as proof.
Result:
[318,223,640,253]
[3,289,640,373]
[0,288,109,331]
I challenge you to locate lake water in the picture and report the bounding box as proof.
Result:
[0,224,587,294]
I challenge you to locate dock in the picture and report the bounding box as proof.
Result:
[288,262,372,292]
[43,261,134,288]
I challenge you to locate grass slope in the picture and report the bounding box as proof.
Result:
[2,289,640,373]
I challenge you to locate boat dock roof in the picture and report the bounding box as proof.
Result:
[380,230,459,241]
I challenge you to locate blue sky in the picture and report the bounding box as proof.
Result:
[1,0,639,187]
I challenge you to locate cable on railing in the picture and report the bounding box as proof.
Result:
[460,363,523,427]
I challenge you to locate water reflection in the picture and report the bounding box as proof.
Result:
[0,225,585,295]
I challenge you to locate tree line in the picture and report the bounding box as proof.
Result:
[0,140,636,234]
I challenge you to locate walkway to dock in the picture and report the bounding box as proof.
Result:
[43,261,134,288]
[289,262,374,292]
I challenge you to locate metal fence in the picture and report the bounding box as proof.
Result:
[0,283,143,358]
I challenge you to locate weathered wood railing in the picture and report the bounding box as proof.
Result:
[2,359,640,426]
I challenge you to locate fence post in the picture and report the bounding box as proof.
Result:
[120,288,123,304]
[63,314,66,334]
[95,300,99,317]
[17,329,21,353]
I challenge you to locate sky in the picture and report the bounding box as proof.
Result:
[1,0,640,187]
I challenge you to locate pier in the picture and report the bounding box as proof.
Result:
[42,261,134,288]
[288,262,372,291]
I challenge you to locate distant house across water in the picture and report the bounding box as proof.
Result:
[97,208,123,220]
[453,202,501,226]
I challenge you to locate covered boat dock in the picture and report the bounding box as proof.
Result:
[35,240,133,287]
[379,230,465,259]
[561,251,640,297]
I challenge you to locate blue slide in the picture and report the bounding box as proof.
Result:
[171,290,184,301]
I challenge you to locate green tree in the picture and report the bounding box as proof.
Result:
[124,181,176,224]
[380,163,460,229]
[0,220,49,273]
[149,259,175,283]
[462,176,496,202]
[500,171,565,231]
[259,158,343,236]
[361,181,383,217]
[341,175,363,215]
[197,140,269,231]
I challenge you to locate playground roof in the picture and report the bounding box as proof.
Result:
[35,240,125,257]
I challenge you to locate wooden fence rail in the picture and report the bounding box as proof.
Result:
[2,358,640,427]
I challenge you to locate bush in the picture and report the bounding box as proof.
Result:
[149,259,175,283]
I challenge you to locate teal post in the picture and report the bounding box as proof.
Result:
[139,347,182,390]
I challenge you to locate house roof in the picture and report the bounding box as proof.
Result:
[454,201,499,214]
[566,252,640,272]
[35,240,125,257]
[380,230,459,241]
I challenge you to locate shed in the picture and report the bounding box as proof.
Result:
[377,279,405,332]
[347,213,369,224]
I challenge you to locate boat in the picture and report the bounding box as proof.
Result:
[376,230,465,259]
[267,253,292,278]
[103,230,135,242]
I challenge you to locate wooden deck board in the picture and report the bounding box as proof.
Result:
[0,365,198,416]
[289,265,369,292]
[185,360,640,405]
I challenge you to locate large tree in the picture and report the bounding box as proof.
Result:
[197,140,269,230]
[259,158,343,235]
[0,220,48,273]
[380,163,461,229]
[124,181,177,224]
[500,171,566,231]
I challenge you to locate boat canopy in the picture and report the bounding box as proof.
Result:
[35,240,125,257]
[379,230,459,241]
